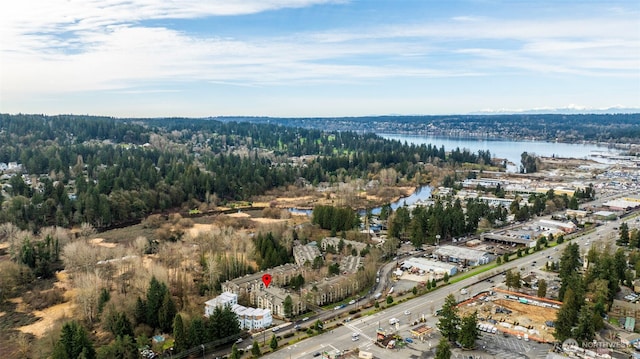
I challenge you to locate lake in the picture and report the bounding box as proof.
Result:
[290,135,619,215]
[378,133,619,172]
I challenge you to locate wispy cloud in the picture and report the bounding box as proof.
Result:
[1,0,638,116]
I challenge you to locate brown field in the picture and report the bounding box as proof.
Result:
[17,271,76,338]
[458,295,557,341]
[493,299,557,325]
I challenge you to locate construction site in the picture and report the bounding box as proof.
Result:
[457,288,560,343]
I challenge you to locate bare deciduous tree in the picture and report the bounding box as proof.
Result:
[79,222,97,239]
[62,240,99,273]
[74,271,102,323]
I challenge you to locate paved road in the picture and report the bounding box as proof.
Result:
[261,213,637,359]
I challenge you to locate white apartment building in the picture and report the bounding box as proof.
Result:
[232,304,273,330]
[204,291,273,330]
[204,291,237,317]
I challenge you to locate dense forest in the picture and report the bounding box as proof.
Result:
[0,114,497,231]
[216,113,640,144]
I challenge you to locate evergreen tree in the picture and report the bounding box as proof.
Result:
[270,335,278,351]
[229,344,240,359]
[146,276,167,329]
[435,337,452,359]
[558,243,581,300]
[573,304,595,343]
[109,312,134,338]
[554,287,579,342]
[188,317,207,347]
[52,321,96,359]
[97,288,110,316]
[173,314,187,353]
[283,295,293,318]
[537,279,547,298]
[437,294,459,342]
[251,340,261,357]
[618,222,630,246]
[158,292,177,333]
[96,335,137,359]
[458,311,479,349]
[134,297,146,325]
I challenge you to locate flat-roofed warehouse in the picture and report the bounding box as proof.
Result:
[434,245,492,266]
[400,257,457,276]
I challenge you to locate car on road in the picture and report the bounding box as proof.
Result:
[405,338,414,343]
[294,325,301,330]
[302,317,310,321]
[349,300,356,305]
[404,310,411,315]
[235,338,243,344]
[313,352,321,357]
[352,336,359,341]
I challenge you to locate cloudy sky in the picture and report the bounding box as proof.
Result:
[1,0,639,117]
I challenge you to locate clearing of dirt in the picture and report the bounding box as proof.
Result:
[186,223,216,238]
[493,298,557,324]
[17,271,76,338]
[457,293,558,342]
[89,237,117,248]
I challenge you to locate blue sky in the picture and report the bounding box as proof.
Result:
[1,0,639,117]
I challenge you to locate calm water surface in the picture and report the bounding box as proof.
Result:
[379,133,618,172]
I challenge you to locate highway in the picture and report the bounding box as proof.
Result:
[261,215,635,359]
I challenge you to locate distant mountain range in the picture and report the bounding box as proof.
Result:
[470,106,640,115]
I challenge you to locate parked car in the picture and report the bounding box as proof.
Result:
[405,338,414,343]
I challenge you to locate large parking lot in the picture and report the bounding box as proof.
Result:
[349,316,553,359]
[479,332,551,359]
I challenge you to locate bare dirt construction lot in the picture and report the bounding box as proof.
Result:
[458,292,558,342]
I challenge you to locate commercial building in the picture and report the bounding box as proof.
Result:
[603,198,640,211]
[479,196,514,207]
[538,219,577,234]
[434,245,492,266]
[481,231,536,247]
[400,257,457,277]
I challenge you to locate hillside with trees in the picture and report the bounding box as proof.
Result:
[0,114,502,231]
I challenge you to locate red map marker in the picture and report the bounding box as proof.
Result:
[262,274,272,288]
